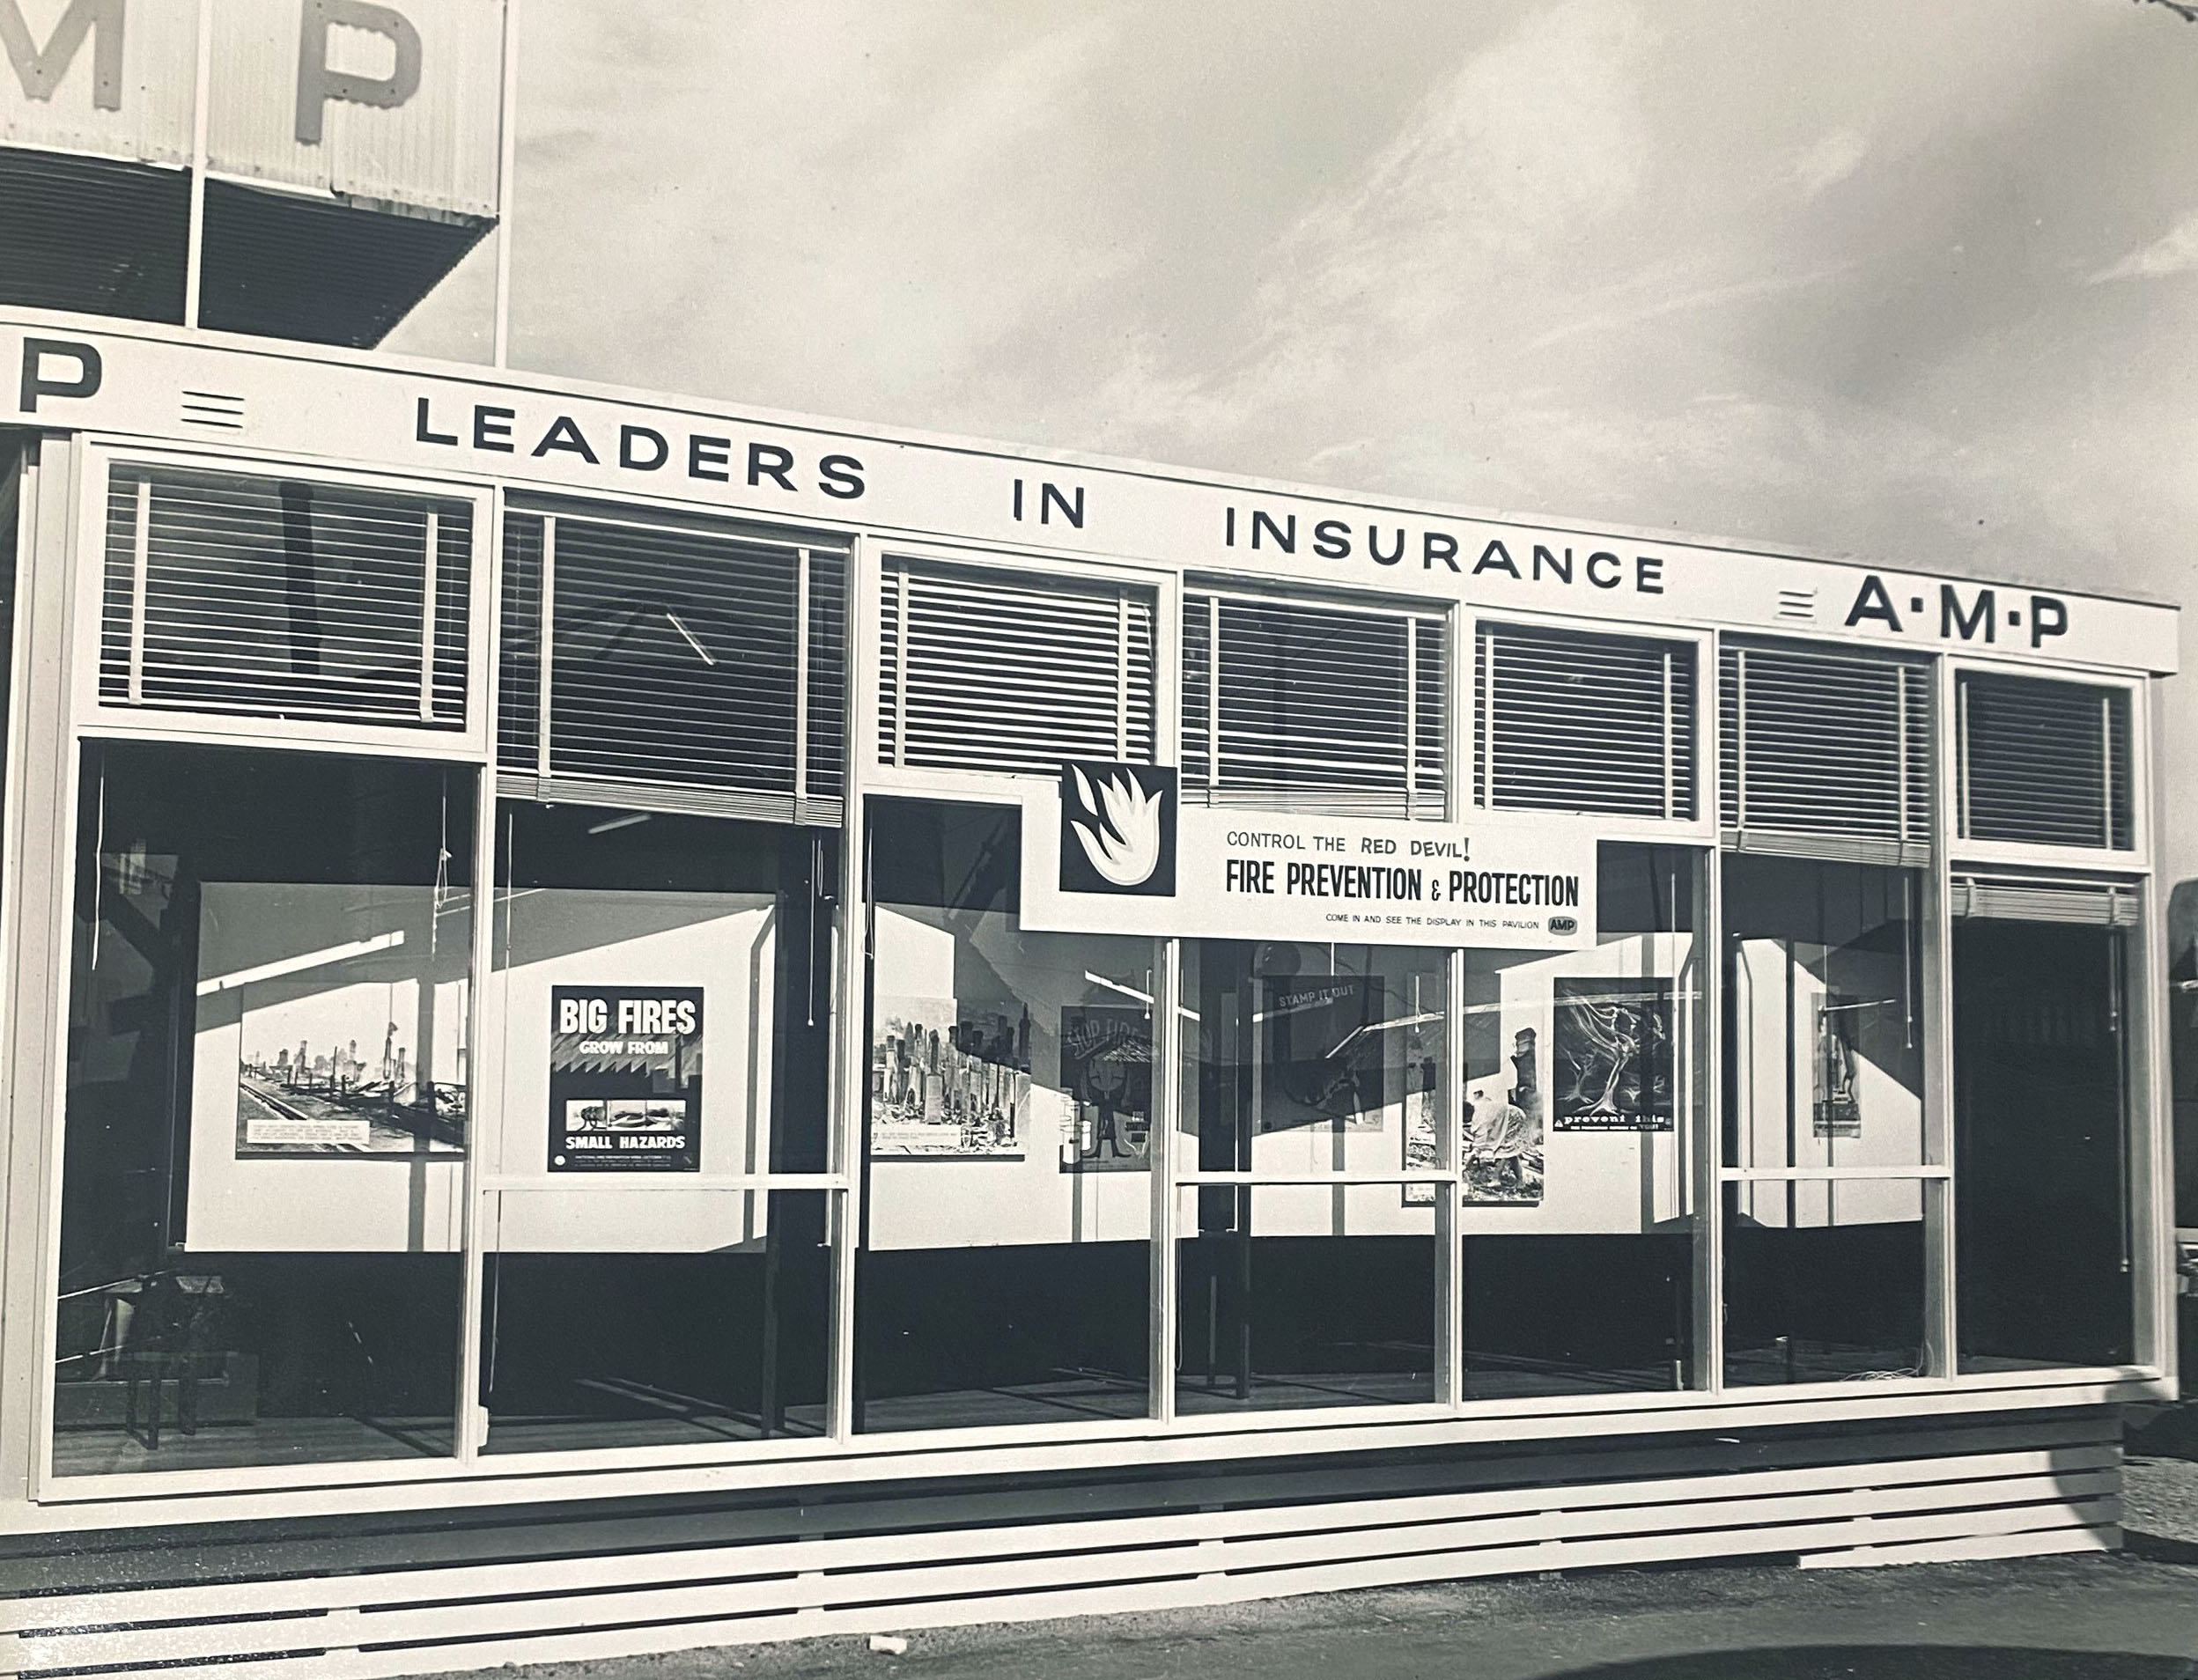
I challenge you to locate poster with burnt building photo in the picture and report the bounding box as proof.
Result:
[1058,1005,1152,1172]
[548,985,703,1172]
[1551,977,1675,1132]
[1462,1025,1544,1205]
[199,881,469,1161]
[869,997,1031,1159]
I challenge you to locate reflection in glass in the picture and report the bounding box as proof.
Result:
[1721,856,1928,1386]
[53,744,470,1475]
[1722,855,1927,1177]
[1176,1187,1439,1413]
[481,804,834,1452]
[483,1192,830,1451]
[1722,1181,1927,1385]
[1458,844,1700,1397]
[1175,939,1444,1414]
[1180,939,1448,1178]
[1955,916,2133,1371]
[857,799,1152,1433]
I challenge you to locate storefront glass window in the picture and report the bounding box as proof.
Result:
[480,804,834,1452]
[1176,939,1445,1412]
[53,744,471,1474]
[1459,844,1702,1398]
[1954,912,2133,1371]
[1722,855,1929,1385]
[1176,1188,1440,1413]
[857,799,1154,1433]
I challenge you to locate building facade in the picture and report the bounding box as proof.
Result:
[0,311,2179,1670]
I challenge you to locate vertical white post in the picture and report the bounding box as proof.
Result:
[1441,945,1464,1405]
[182,0,213,328]
[2132,682,2174,1382]
[492,0,522,368]
[826,539,872,1441]
[1150,938,1179,1423]
[1922,653,1959,1379]
[454,759,497,1460]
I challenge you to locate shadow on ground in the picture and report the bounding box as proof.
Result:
[1553,1649,2195,1679]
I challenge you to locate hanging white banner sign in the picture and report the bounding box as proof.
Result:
[1018,766,1597,949]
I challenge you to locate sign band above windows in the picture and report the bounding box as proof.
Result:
[15,324,2177,676]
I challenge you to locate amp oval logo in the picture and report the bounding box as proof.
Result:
[1547,915,1579,936]
[1058,762,1177,896]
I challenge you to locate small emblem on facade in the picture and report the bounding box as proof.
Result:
[1059,762,1177,895]
[1547,915,1579,936]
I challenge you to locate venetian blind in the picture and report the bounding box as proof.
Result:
[498,507,847,825]
[877,560,1156,774]
[99,465,469,727]
[1472,623,1694,819]
[1958,672,2133,851]
[1182,591,1446,819]
[1720,642,1930,866]
[1950,873,2139,927]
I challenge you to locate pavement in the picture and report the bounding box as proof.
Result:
[434,1427,2198,1680]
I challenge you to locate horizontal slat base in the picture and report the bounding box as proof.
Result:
[0,1406,2126,1680]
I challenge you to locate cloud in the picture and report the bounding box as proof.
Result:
[1790,129,1869,195]
[2090,207,2198,281]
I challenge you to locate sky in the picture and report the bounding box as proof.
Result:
[395,0,2198,875]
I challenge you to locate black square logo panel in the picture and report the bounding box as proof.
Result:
[1058,762,1177,896]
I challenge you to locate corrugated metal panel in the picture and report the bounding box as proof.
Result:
[1474,622,1693,819]
[0,148,187,321]
[1951,874,2140,927]
[879,560,1157,777]
[197,176,490,347]
[1721,642,1930,866]
[0,0,196,164]
[0,1410,2123,1678]
[1958,673,2134,851]
[1184,591,1447,819]
[205,0,504,217]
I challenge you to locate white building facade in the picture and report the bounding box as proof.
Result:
[0,310,2179,1670]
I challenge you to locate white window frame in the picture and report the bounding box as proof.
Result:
[1465,608,1715,848]
[861,539,1179,803]
[71,440,498,763]
[1945,654,2150,874]
[1181,578,1457,824]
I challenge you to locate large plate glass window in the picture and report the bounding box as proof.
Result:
[1457,844,1706,1397]
[857,799,1155,1431]
[1183,589,1446,818]
[52,744,471,1476]
[100,463,471,728]
[1176,938,1448,1412]
[1951,874,2136,1371]
[1721,854,1931,1386]
[479,804,834,1453]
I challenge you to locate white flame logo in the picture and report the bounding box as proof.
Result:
[1067,765,1163,888]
